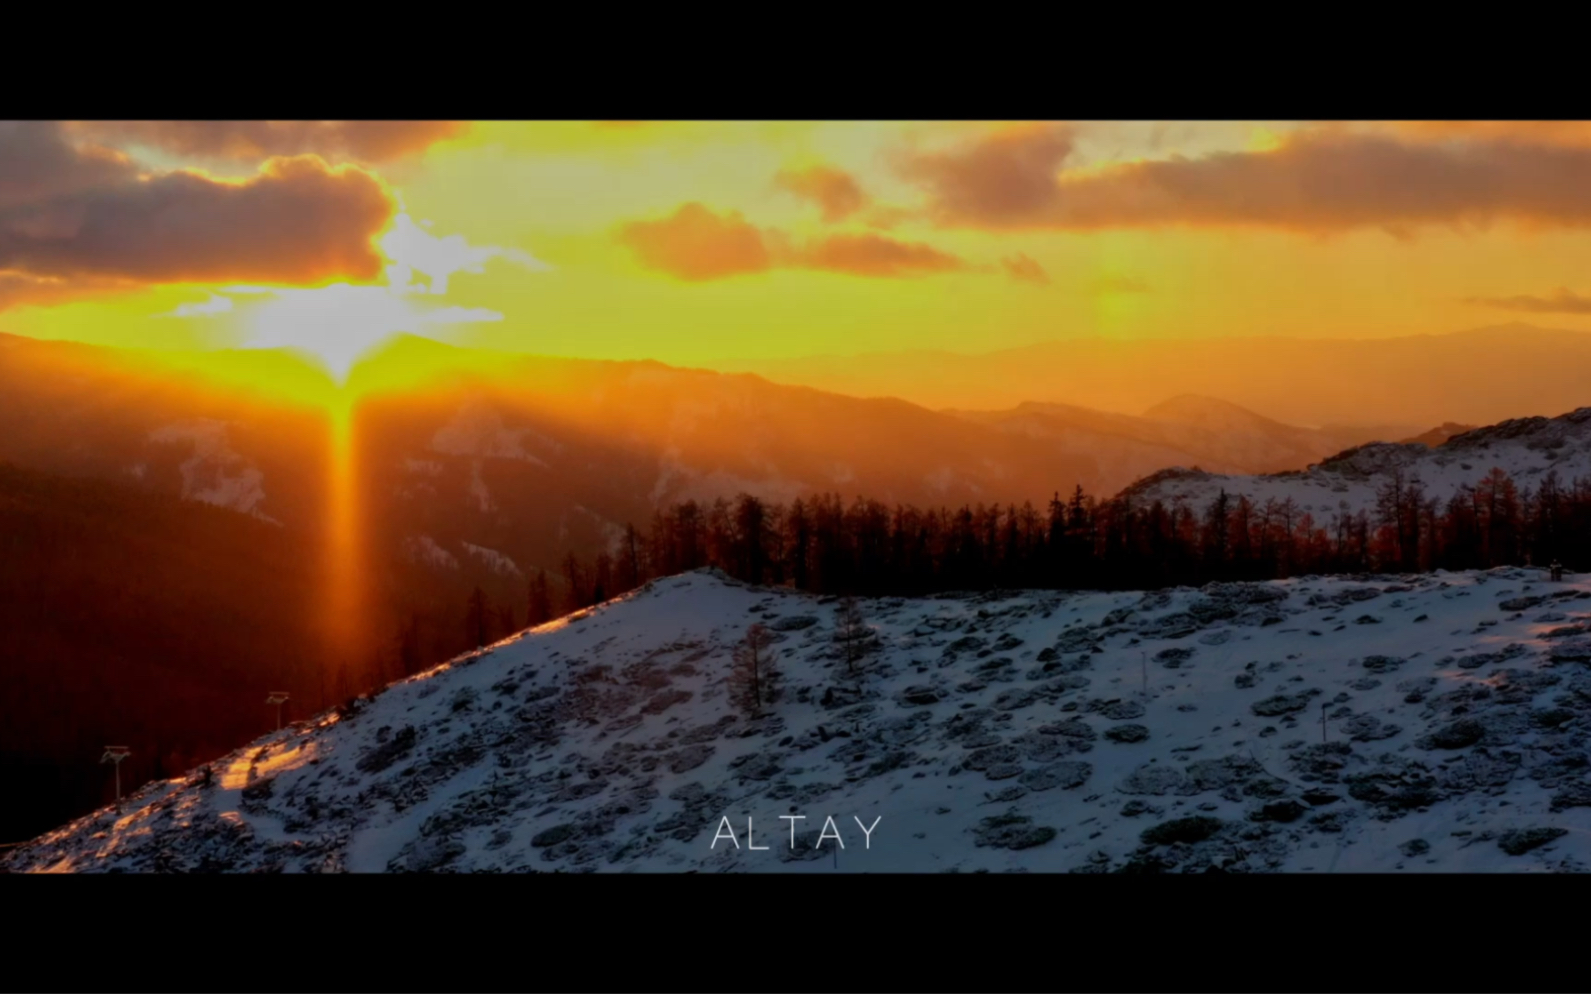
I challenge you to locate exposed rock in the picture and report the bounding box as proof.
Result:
[1252,691,1320,717]
[1141,815,1223,846]
[1119,764,1187,795]
[1421,719,1486,750]
[992,688,1040,711]
[642,689,692,715]
[963,744,1022,772]
[972,812,1058,850]
[1498,827,1567,856]
[1104,724,1150,744]
[1021,761,1092,791]
[356,726,416,774]
[1288,742,1358,783]
[770,615,819,631]
[896,686,941,707]
[1252,800,1306,823]
[1156,647,1196,669]
[668,744,715,775]
[1342,714,1402,742]
[1099,700,1146,721]
[1499,596,1547,612]
[1361,655,1404,673]
[531,824,577,847]
[1179,755,1265,794]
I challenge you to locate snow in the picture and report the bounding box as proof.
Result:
[11,566,1591,873]
[463,542,522,577]
[403,535,459,571]
[1124,406,1591,516]
[429,402,553,466]
[147,420,274,522]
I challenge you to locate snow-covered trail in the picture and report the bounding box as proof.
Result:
[10,566,1591,873]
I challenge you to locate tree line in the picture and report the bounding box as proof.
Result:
[507,465,1588,619]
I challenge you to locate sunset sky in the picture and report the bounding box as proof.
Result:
[9,120,1591,381]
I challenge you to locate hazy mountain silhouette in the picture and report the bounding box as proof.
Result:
[947,395,1413,490]
[720,323,1591,428]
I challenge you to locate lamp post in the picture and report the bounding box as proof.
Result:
[266,692,290,731]
[101,746,131,801]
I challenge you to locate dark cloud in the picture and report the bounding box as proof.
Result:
[898,125,1591,233]
[774,165,869,222]
[65,121,467,164]
[1467,287,1591,315]
[1001,253,1049,285]
[0,153,393,284]
[616,203,970,281]
[0,121,134,210]
[896,125,1076,227]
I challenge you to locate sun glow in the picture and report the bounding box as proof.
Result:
[183,212,552,382]
[323,394,364,673]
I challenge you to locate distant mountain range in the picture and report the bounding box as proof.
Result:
[719,323,1591,429]
[946,395,1417,489]
[0,333,1438,595]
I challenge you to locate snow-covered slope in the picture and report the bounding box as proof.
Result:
[1123,407,1591,516]
[12,567,1591,873]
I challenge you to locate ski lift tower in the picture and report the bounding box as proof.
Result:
[266,692,290,731]
[101,746,131,801]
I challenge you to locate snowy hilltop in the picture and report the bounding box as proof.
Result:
[1123,406,1591,517]
[10,566,1591,873]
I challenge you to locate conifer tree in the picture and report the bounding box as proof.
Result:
[729,623,778,716]
[833,596,869,676]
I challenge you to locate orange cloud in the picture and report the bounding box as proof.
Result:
[774,165,869,222]
[1467,287,1591,314]
[1385,121,1591,147]
[795,233,969,278]
[861,205,913,230]
[617,203,970,281]
[898,124,1591,233]
[1001,253,1049,285]
[64,121,467,164]
[617,203,772,281]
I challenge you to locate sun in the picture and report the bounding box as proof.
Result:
[232,282,418,380]
[169,212,551,383]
